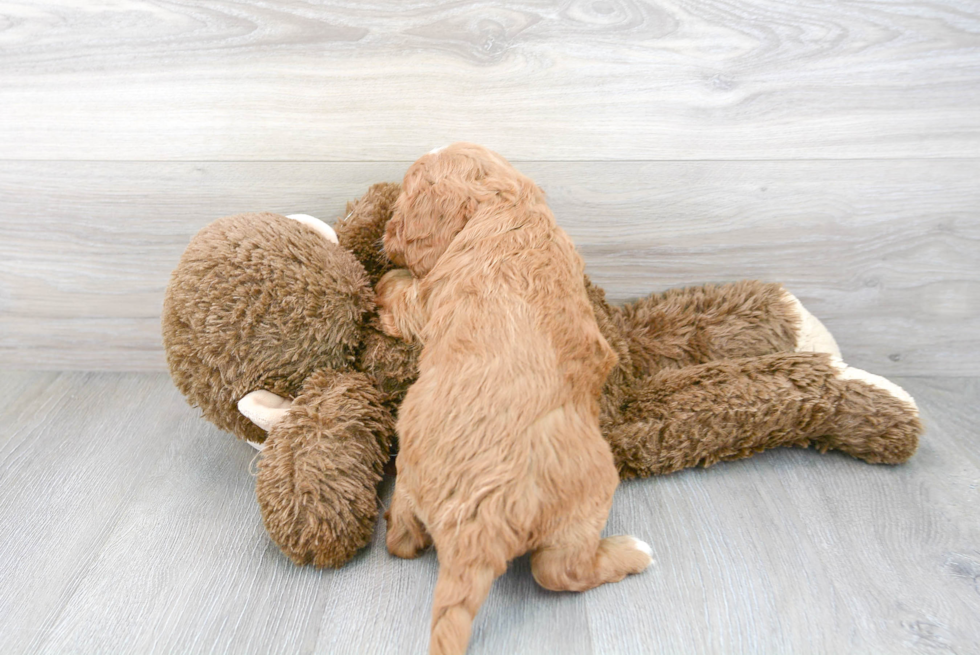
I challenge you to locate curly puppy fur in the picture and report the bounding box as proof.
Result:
[377,144,651,655]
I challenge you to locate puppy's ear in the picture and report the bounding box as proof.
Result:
[430,177,481,234]
[386,183,431,242]
[387,177,480,277]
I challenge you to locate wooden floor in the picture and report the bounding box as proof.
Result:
[1,1,979,653]
[0,370,977,654]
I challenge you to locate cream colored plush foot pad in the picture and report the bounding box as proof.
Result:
[238,389,293,433]
[783,291,842,359]
[831,357,919,416]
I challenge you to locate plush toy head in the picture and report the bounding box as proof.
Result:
[162,187,418,568]
[162,212,375,444]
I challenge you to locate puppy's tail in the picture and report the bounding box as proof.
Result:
[429,555,498,655]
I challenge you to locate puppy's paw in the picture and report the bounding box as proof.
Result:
[384,509,431,559]
[377,307,402,340]
[602,534,654,575]
[375,269,415,339]
[376,268,414,298]
[630,537,654,560]
[626,537,655,572]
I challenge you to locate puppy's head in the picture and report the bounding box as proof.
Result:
[384,142,527,277]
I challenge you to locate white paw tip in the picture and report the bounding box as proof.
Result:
[285,213,339,244]
[246,439,264,452]
[630,537,654,559]
[830,357,919,416]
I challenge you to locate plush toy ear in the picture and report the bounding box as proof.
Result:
[238,390,294,436]
[285,214,339,244]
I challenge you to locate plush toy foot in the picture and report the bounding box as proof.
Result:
[830,358,918,413]
[782,291,842,358]
[255,370,394,567]
[821,358,921,464]
[606,352,921,478]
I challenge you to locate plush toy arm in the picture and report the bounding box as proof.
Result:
[605,352,921,479]
[616,281,840,376]
[334,182,402,286]
[255,369,395,568]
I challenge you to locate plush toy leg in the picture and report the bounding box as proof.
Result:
[616,281,840,375]
[607,352,921,479]
[255,370,395,567]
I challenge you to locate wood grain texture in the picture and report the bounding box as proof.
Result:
[2,159,977,375]
[1,0,979,160]
[0,371,977,653]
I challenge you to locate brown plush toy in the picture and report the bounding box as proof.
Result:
[162,183,922,568]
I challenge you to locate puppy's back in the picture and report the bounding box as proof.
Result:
[383,143,650,655]
[399,198,617,541]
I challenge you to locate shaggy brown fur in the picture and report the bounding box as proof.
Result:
[162,212,375,443]
[610,352,920,477]
[582,281,922,478]
[618,280,800,375]
[335,181,401,286]
[162,212,398,567]
[257,369,394,567]
[161,182,922,575]
[377,144,651,655]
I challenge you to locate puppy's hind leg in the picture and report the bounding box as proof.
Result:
[385,481,431,559]
[531,492,653,593]
[531,533,653,593]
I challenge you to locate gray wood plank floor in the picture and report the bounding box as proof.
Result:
[0,370,977,654]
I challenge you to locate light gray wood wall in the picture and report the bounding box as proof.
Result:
[1,0,978,375]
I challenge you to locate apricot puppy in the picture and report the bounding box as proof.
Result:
[376,143,652,655]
